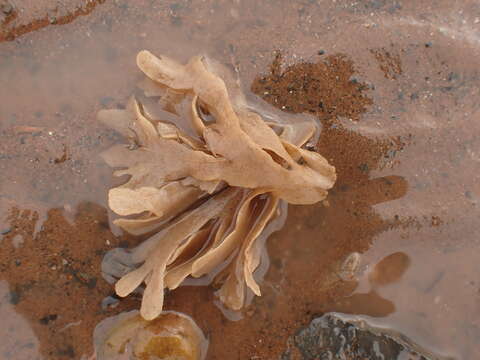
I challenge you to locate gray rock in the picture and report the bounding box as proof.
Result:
[282,313,453,360]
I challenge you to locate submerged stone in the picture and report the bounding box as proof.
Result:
[93,310,208,360]
[282,313,451,360]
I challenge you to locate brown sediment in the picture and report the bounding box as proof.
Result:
[252,52,373,123]
[0,203,140,359]
[370,48,403,80]
[0,0,106,43]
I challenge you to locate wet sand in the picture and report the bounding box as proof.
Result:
[1,0,480,359]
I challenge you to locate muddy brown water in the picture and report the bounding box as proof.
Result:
[1,0,480,359]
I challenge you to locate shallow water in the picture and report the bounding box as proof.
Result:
[1,0,479,359]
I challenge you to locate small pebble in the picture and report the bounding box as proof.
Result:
[338,252,361,281]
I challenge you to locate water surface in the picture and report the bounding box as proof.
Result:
[1,0,479,359]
